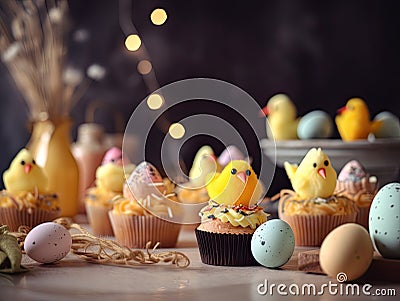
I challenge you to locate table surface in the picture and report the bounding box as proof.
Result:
[1,225,398,301]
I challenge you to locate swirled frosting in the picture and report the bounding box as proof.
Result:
[199,200,268,229]
[0,190,59,211]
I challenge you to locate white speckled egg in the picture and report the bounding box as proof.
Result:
[369,182,400,259]
[24,222,72,264]
[320,223,373,281]
[251,219,295,268]
[297,110,333,139]
[373,112,400,138]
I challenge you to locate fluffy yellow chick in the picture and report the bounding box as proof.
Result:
[260,94,300,140]
[189,145,222,187]
[95,163,125,193]
[206,160,264,207]
[284,148,337,199]
[335,98,382,141]
[3,148,48,193]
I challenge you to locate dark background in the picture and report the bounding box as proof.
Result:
[1,0,400,195]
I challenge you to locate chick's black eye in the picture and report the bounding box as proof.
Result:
[231,168,237,175]
[20,160,25,165]
[246,170,251,176]
[32,160,36,165]
[324,160,329,166]
[313,163,317,168]
[111,159,115,162]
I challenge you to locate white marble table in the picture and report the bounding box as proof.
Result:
[0,226,398,301]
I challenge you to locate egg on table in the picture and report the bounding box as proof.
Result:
[373,112,400,138]
[369,182,400,259]
[320,223,374,281]
[24,222,72,264]
[297,110,333,139]
[251,219,295,268]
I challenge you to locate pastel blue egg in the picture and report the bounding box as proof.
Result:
[297,110,333,139]
[251,219,295,268]
[369,182,400,259]
[374,112,400,138]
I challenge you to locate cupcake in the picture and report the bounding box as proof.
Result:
[195,160,268,266]
[84,147,135,236]
[0,149,60,231]
[335,160,378,228]
[279,148,357,246]
[109,162,181,248]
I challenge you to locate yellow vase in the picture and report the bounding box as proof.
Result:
[27,118,79,217]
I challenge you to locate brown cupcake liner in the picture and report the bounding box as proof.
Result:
[0,207,60,232]
[356,206,370,230]
[85,203,114,236]
[279,212,357,247]
[108,212,181,248]
[195,229,258,266]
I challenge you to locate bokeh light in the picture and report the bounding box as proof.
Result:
[125,34,141,51]
[147,94,164,110]
[137,60,152,75]
[150,8,168,25]
[169,123,185,139]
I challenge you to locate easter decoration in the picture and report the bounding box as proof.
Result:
[84,147,136,236]
[195,160,269,266]
[278,148,357,246]
[335,98,382,141]
[110,161,181,248]
[217,145,246,167]
[0,149,60,232]
[373,112,400,138]
[260,94,300,140]
[369,182,400,259]
[335,160,378,228]
[297,110,333,139]
[251,219,295,268]
[320,223,374,281]
[0,225,27,274]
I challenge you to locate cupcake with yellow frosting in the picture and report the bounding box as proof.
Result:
[0,149,60,231]
[334,160,378,228]
[195,160,268,266]
[85,147,135,236]
[109,162,181,248]
[279,148,357,246]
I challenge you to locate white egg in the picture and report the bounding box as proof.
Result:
[251,219,295,268]
[297,110,333,139]
[373,112,400,138]
[369,182,400,259]
[24,222,72,264]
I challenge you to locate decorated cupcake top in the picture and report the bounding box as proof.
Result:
[284,148,337,200]
[188,145,222,188]
[206,160,264,207]
[3,149,48,194]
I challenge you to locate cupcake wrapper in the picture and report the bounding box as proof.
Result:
[279,212,357,247]
[85,203,113,236]
[356,207,370,230]
[108,212,181,248]
[195,229,258,266]
[0,207,60,232]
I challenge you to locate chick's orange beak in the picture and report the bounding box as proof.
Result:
[337,106,347,114]
[259,106,269,117]
[24,164,32,174]
[318,168,326,179]
[236,171,247,183]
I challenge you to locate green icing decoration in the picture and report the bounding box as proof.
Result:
[0,225,28,273]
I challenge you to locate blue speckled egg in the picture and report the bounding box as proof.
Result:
[369,182,400,259]
[251,219,295,268]
[373,112,400,138]
[297,110,333,139]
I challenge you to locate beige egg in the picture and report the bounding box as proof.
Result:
[320,223,373,281]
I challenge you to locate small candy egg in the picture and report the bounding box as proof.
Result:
[369,182,400,259]
[320,223,373,281]
[338,160,367,182]
[251,219,295,268]
[218,145,245,166]
[24,222,72,264]
[297,110,333,139]
[373,112,400,138]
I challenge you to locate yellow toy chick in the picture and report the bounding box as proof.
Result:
[3,148,48,193]
[284,148,337,199]
[206,160,264,207]
[260,94,300,140]
[335,98,382,141]
[189,145,222,187]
